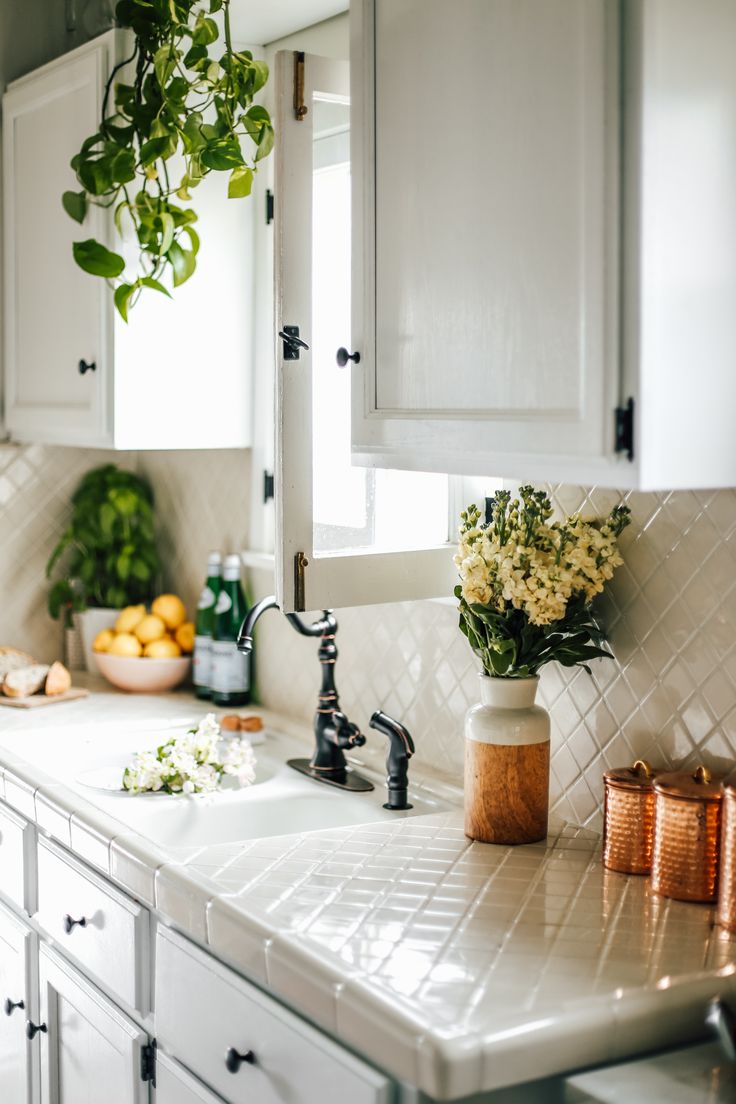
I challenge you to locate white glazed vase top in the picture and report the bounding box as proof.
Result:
[464,674,551,846]
[465,675,550,747]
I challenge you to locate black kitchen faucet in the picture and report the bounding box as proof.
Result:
[237,597,414,809]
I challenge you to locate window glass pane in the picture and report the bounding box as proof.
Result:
[311,97,448,554]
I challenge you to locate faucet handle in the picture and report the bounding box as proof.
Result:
[333,711,365,748]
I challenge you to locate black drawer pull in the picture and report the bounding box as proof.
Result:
[63,914,87,934]
[3,997,24,1016]
[225,1047,255,1073]
[336,347,360,367]
[26,1021,47,1040]
[78,359,96,374]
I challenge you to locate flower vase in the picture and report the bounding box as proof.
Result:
[464,675,550,845]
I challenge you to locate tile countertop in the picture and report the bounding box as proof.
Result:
[0,677,735,1099]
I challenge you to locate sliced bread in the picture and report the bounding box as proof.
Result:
[0,647,36,684]
[45,661,71,697]
[3,664,50,698]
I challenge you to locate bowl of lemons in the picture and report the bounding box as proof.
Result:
[93,595,194,693]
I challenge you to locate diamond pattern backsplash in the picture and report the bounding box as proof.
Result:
[252,484,736,830]
[2,440,735,831]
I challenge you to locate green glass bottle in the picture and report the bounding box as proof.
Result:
[193,551,222,700]
[210,554,252,707]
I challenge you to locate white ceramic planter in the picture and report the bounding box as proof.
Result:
[78,607,118,674]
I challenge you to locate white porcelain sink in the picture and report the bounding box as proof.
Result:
[91,755,444,846]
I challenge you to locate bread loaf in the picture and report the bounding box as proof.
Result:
[3,664,50,698]
[0,647,36,684]
[45,661,71,697]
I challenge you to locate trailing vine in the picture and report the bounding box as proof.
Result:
[63,0,273,320]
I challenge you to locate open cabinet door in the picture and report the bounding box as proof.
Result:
[274,50,455,613]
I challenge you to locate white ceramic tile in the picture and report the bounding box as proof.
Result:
[110,833,171,907]
[34,784,74,846]
[155,863,219,942]
[69,809,120,874]
[206,895,271,985]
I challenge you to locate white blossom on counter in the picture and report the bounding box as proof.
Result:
[122,713,257,794]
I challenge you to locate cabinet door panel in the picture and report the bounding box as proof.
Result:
[39,944,147,1104]
[3,41,111,446]
[0,904,34,1104]
[156,1051,225,1104]
[352,0,620,477]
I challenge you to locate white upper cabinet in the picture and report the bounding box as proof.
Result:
[350,0,736,490]
[3,32,254,450]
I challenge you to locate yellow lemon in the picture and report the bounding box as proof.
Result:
[134,614,167,645]
[144,637,182,658]
[175,621,195,654]
[114,604,146,634]
[108,633,143,657]
[151,594,187,631]
[92,628,115,653]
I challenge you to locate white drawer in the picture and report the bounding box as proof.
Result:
[0,800,35,914]
[36,837,149,1013]
[157,1051,226,1104]
[155,927,393,1104]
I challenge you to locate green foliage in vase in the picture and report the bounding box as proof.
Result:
[455,487,631,678]
[46,465,161,625]
[63,0,273,319]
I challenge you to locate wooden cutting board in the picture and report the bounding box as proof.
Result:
[0,687,90,709]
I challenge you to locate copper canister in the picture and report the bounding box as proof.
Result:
[603,760,656,874]
[651,766,724,902]
[716,776,736,931]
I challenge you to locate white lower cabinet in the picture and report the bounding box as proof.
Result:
[38,943,149,1104]
[0,902,36,1104]
[155,925,393,1104]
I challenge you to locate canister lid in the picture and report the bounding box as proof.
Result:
[653,765,724,802]
[604,760,655,791]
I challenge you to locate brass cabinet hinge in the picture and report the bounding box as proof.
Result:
[294,551,308,612]
[293,51,308,121]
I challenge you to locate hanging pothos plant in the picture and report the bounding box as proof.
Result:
[63,0,273,320]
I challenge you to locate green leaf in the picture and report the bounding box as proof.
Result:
[168,241,196,286]
[62,191,88,223]
[114,282,136,322]
[158,212,175,255]
[227,165,253,198]
[73,239,125,279]
[140,276,171,297]
[140,136,175,166]
[200,139,244,171]
[192,13,219,45]
[110,147,136,184]
[154,44,180,89]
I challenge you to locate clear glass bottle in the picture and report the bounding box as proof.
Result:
[210,554,252,707]
[193,551,222,700]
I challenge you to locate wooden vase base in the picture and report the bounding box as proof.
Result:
[464,738,550,845]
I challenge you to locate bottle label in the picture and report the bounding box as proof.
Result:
[214,591,232,615]
[193,635,211,688]
[210,640,250,693]
[197,585,216,611]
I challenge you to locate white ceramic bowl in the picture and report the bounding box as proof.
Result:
[95,653,191,693]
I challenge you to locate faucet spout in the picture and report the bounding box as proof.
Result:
[237,595,279,653]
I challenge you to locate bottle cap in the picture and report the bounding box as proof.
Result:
[223,554,241,580]
[207,551,222,570]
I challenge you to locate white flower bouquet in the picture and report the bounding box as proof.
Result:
[455,486,631,678]
[122,713,257,794]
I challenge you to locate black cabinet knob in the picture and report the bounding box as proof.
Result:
[26,1021,47,1040]
[63,914,87,934]
[336,347,360,367]
[78,359,96,374]
[225,1047,255,1073]
[3,997,24,1016]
